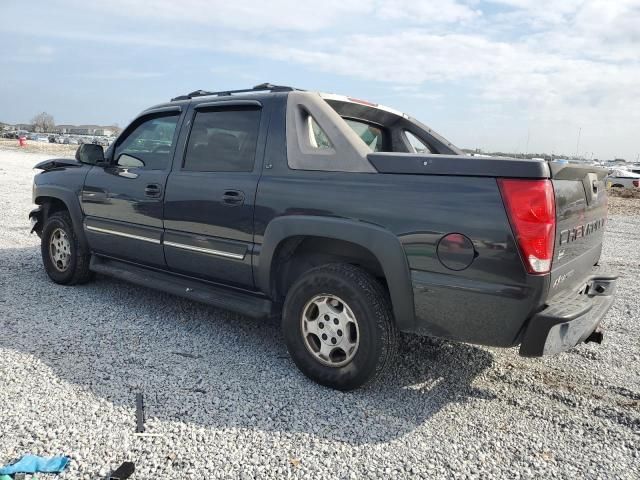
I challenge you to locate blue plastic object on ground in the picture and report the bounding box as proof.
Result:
[0,454,69,475]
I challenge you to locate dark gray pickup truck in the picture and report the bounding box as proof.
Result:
[30,83,617,390]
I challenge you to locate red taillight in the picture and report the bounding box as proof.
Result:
[633,180,639,188]
[498,179,556,274]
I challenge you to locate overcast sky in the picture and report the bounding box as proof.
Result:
[1,0,639,160]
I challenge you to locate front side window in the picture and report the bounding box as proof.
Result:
[184,108,261,172]
[114,115,179,170]
[343,119,384,152]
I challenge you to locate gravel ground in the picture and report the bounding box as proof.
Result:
[0,149,638,479]
[0,139,79,157]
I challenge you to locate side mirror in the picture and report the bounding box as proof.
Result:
[75,144,105,165]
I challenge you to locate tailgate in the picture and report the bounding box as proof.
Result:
[549,163,609,298]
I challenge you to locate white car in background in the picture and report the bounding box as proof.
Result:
[608,169,640,189]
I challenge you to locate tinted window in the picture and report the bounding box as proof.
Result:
[115,115,179,170]
[344,119,384,152]
[405,131,432,153]
[308,115,332,149]
[184,108,261,172]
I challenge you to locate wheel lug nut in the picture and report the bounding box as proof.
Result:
[337,330,343,336]
[322,333,328,340]
[333,318,339,325]
[319,323,324,329]
[324,315,329,320]
[331,338,337,344]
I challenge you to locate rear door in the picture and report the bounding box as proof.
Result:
[82,108,183,267]
[549,163,609,297]
[163,99,268,288]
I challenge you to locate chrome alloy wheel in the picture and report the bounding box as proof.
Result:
[301,294,360,367]
[49,227,71,272]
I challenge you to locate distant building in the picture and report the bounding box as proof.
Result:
[54,124,75,134]
[94,128,114,136]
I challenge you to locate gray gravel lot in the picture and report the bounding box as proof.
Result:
[0,149,638,479]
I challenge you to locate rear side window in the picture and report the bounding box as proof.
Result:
[404,131,432,153]
[184,108,261,172]
[307,115,332,150]
[343,119,384,152]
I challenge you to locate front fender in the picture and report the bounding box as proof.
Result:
[33,184,88,251]
[258,215,416,330]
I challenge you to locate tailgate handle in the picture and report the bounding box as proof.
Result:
[582,173,599,205]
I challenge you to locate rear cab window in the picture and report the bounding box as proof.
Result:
[343,119,386,152]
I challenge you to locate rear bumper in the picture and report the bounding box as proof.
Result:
[519,266,618,357]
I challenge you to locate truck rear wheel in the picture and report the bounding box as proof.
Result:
[41,211,93,285]
[282,263,398,390]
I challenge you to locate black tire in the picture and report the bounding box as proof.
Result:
[41,211,93,285]
[282,263,398,390]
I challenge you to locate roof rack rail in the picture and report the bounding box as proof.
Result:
[171,83,297,101]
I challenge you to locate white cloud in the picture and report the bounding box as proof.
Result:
[71,0,372,32]
[80,70,165,80]
[2,0,639,157]
[374,0,481,24]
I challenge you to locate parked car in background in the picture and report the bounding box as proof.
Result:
[63,137,79,145]
[608,169,640,189]
[92,137,112,146]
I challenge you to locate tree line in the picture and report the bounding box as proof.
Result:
[27,112,121,135]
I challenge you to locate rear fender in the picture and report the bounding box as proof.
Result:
[257,215,415,330]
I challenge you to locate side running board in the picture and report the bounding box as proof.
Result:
[89,255,278,319]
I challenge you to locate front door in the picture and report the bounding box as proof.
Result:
[81,110,182,267]
[163,101,267,288]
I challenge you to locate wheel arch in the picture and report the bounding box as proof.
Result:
[257,215,415,330]
[34,186,88,250]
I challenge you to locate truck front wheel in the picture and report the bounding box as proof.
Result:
[41,211,93,285]
[282,263,398,390]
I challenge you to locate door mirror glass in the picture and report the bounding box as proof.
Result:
[116,154,145,168]
[75,144,105,165]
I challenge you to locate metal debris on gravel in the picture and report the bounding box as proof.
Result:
[0,149,638,479]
